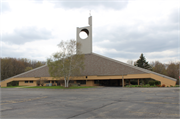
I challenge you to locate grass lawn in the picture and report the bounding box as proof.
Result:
[1,86,96,89]
[25,86,96,89]
[125,84,179,88]
[1,86,25,88]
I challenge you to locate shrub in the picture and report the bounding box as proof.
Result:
[149,81,155,86]
[161,84,165,87]
[126,85,131,87]
[156,85,161,87]
[146,84,150,86]
[170,85,173,87]
[7,81,19,86]
[130,81,137,85]
[154,81,161,85]
[167,86,169,87]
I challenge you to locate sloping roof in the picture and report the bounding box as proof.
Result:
[92,53,176,81]
[81,53,146,75]
[1,53,177,82]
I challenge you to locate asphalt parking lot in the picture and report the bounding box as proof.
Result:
[1,87,180,118]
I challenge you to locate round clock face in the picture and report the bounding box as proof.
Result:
[79,29,89,39]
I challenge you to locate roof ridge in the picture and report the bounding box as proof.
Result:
[92,52,177,81]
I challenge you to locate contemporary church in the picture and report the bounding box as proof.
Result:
[0,16,177,87]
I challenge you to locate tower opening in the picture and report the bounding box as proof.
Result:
[79,29,89,39]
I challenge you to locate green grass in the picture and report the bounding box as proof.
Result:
[26,86,96,89]
[1,86,23,88]
[125,84,158,88]
[125,84,180,88]
[1,86,96,89]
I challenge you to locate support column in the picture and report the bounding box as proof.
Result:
[144,79,145,85]
[122,78,124,87]
[138,79,139,85]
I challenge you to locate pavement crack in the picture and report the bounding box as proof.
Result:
[67,101,118,119]
[1,108,15,112]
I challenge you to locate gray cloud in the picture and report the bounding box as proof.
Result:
[1,44,46,61]
[93,18,178,61]
[30,0,44,4]
[2,26,53,44]
[169,9,179,23]
[93,21,178,53]
[53,0,128,10]
[1,2,11,13]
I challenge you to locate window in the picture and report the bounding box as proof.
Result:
[52,81,54,83]
[76,80,86,84]
[45,81,50,83]
[29,81,33,83]
[94,80,99,84]
[25,81,28,83]
[69,80,74,83]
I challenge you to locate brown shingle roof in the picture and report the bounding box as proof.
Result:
[81,53,146,76]
[2,53,177,81]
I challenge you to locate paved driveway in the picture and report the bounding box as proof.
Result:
[1,87,180,118]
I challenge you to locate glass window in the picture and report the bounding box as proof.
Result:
[69,80,74,83]
[52,81,54,83]
[94,80,99,84]
[45,81,50,83]
[76,80,86,84]
[29,81,33,83]
[25,81,28,83]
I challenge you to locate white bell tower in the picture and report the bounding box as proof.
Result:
[76,16,92,54]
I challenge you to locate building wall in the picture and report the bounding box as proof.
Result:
[0,73,177,87]
[150,74,176,87]
[19,81,37,86]
[80,80,93,86]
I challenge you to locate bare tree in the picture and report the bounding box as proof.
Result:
[166,61,179,85]
[36,78,47,86]
[47,39,84,88]
[150,61,166,75]
[25,67,33,72]
[127,60,134,65]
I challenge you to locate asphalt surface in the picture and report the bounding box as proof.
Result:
[0,87,180,119]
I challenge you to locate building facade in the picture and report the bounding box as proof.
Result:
[0,16,177,87]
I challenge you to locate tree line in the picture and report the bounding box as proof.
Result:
[1,58,46,81]
[127,54,180,85]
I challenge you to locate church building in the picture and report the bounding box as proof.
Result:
[0,16,177,87]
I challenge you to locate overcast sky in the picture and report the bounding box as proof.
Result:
[1,0,179,64]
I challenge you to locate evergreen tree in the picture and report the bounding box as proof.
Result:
[135,53,152,70]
